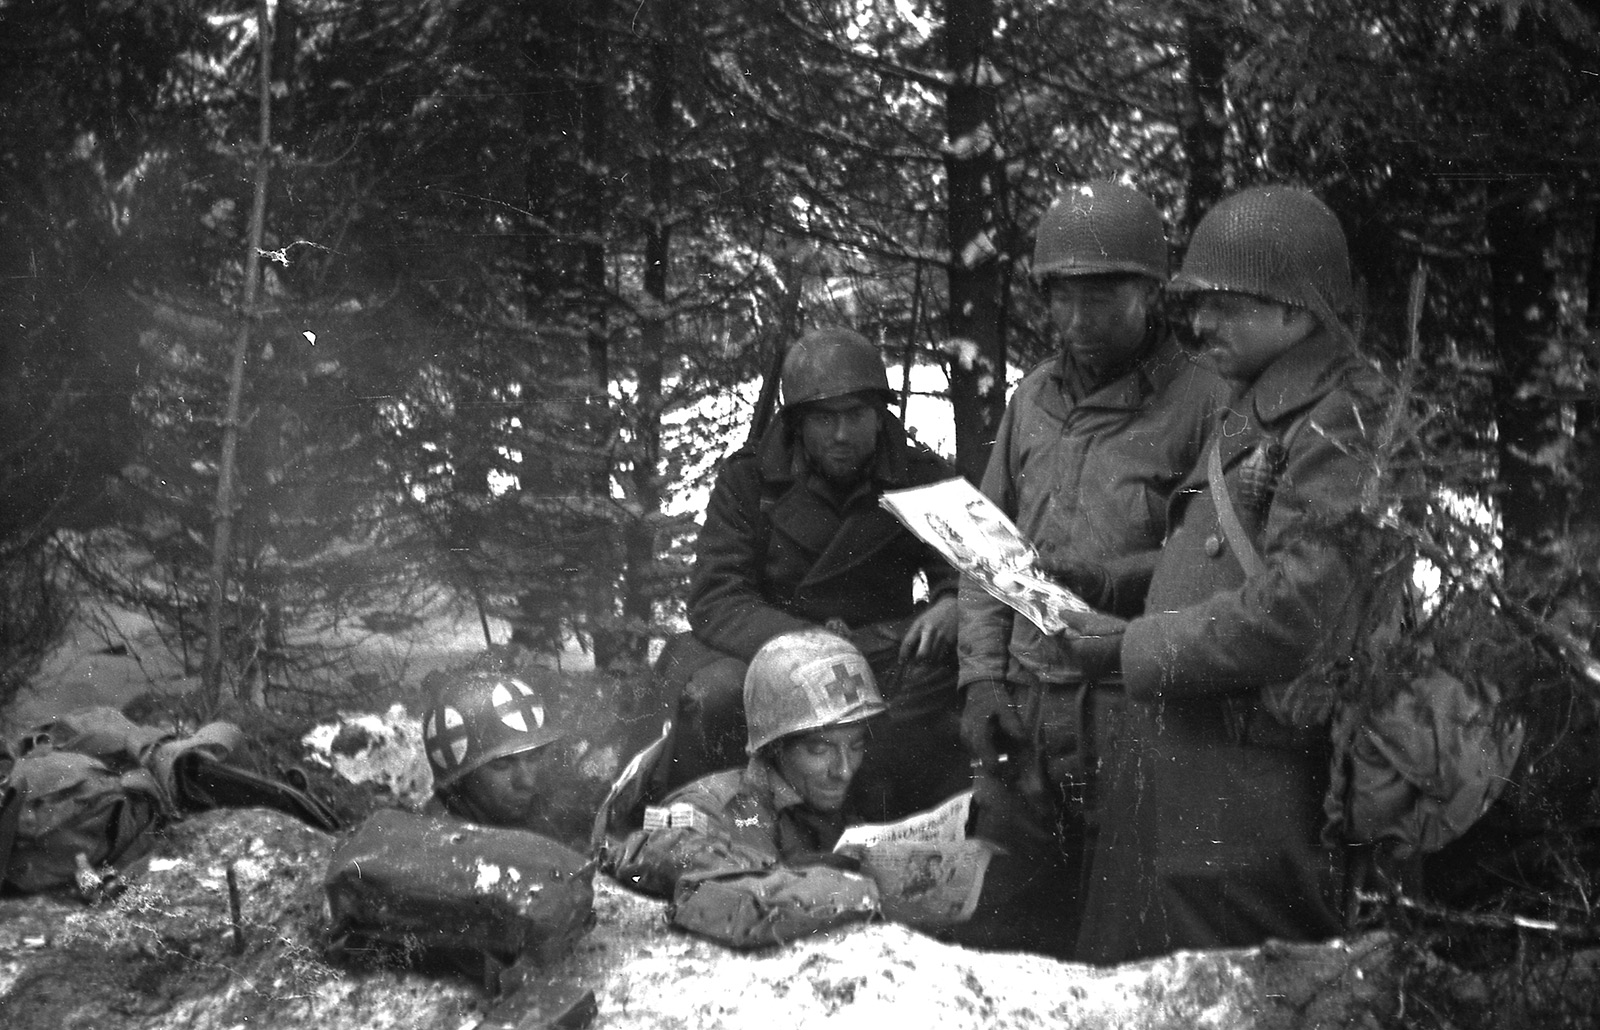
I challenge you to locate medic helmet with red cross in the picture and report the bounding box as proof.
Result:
[744,628,887,754]
[423,670,564,789]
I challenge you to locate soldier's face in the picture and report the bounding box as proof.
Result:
[775,723,869,813]
[1046,274,1157,377]
[797,394,881,483]
[1187,291,1316,382]
[460,748,555,826]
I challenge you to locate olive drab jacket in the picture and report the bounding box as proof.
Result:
[958,334,1229,687]
[688,412,960,664]
[1076,330,1387,964]
[607,758,880,948]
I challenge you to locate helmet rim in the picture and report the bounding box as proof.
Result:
[423,671,565,789]
[743,629,888,755]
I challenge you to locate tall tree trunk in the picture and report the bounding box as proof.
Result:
[583,2,611,456]
[1487,179,1570,574]
[516,1,609,656]
[617,0,673,675]
[944,0,1006,482]
[1181,2,1227,233]
[203,0,273,710]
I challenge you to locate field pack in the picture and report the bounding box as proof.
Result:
[0,706,342,896]
[1206,426,1524,862]
[324,808,596,989]
[1324,669,1524,860]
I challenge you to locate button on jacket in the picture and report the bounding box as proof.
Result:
[1076,330,1386,963]
[689,412,960,663]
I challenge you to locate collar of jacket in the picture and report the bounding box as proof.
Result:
[744,752,856,853]
[1207,328,1361,467]
[744,753,807,813]
[1036,330,1191,422]
[1244,327,1359,430]
[753,409,920,490]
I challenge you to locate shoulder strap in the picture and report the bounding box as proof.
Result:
[172,753,343,832]
[1206,414,1313,581]
[1208,438,1268,580]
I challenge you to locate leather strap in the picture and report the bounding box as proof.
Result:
[1205,414,1313,580]
[1207,437,1268,579]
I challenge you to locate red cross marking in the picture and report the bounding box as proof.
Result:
[828,662,864,705]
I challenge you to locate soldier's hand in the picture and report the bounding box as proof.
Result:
[1056,607,1128,640]
[960,679,1025,771]
[1056,608,1127,680]
[1035,546,1111,609]
[898,596,958,662]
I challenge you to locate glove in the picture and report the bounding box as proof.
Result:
[1055,607,1126,681]
[1034,547,1111,609]
[1069,633,1123,681]
[960,679,1026,772]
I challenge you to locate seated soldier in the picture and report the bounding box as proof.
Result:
[421,670,565,837]
[658,327,967,822]
[608,629,888,946]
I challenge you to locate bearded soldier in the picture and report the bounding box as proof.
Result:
[660,328,968,821]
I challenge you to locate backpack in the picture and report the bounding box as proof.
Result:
[1323,669,1524,860]
[1205,425,1524,861]
[324,808,596,990]
[0,707,342,896]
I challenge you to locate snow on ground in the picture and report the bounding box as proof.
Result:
[5,597,590,735]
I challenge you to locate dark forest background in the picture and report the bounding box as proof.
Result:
[4,1,1600,1012]
[2,0,1598,786]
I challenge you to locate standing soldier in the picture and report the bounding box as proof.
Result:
[956,181,1229,956]
[658,328,968,821]
[1057,186,1388,962]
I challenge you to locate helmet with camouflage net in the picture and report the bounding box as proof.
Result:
[780,328,893,410]
[1170,185,1354,320]
[423,671,564,789]
[745,629,888,754]
[1032,181,1168,282]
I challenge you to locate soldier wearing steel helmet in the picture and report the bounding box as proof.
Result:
[953,181,1230,957]
[658,327,968,822]
[422,670,566,835]
[1053,185,1390,962]
[608,630,889,946]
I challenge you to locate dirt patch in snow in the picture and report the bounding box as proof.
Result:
[0,807,1419,1030]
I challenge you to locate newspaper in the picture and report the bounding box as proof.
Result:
[879,477,1090,634]
[833,790,991,926]
[859,839,996,926]
[834,789,972,851]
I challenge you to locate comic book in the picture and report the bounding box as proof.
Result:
[834,790,993,927]
[880,477,1090,634]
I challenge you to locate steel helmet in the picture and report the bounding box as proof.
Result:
[780,328,893,409]
[1032,181,1168,282]
[1170,185,1355,319]
[423,671,564,789]
[745,628,888,754]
